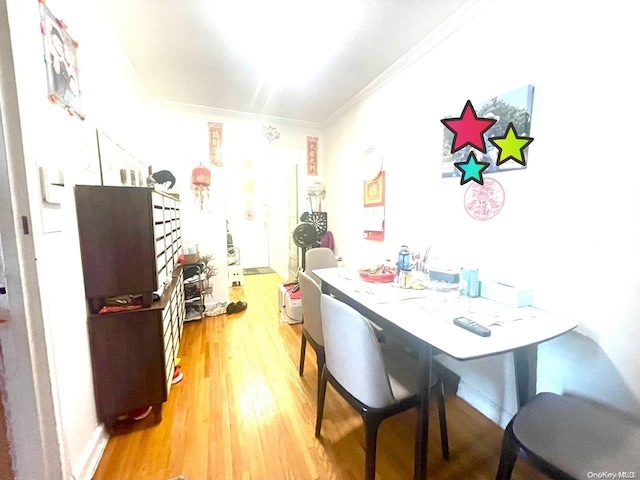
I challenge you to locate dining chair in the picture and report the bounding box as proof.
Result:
[297,271,324,391]
[304,247,337,284]
[316,294,449,480]
[495,391,640,480]
[304,245,387,342]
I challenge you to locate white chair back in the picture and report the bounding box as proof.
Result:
[298,271,323,346]
[320,294,395,408]
[305,247,337,284]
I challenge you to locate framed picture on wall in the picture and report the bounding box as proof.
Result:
[39,1,83,119]
[363,172,385,241]
[75,126,102,186]
[97,131,115,186]
[441,85,534,178]
[364,171,385,207]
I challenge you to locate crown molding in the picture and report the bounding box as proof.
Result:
[147,99,323,130]
[322,0,492,129]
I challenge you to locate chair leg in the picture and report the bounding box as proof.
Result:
[315,367,328,437]
[435,379,450,460]
[299,334,307,376]
[495,421,518,480]
[316,349,325,395]
[363,415,383,480]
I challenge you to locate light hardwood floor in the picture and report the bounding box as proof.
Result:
[92,273,545,480]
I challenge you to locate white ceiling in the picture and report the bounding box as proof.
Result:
[99,0,469,125]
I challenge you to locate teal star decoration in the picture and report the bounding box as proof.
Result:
[454,151,490,185]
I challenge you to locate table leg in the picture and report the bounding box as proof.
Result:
[414,343,432,480]
[513,345,537,409]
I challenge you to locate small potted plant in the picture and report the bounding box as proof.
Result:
[199,253,217,295]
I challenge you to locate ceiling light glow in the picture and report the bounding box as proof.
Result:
[214,0,364,86]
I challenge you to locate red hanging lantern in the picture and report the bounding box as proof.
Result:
[191,165,211,187]
[192,164,211,211]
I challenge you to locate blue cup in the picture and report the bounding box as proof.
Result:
[460,268,479,298]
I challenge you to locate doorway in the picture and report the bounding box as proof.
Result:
[0,347,13,480]
[224,154,270,269]
[0,97,16,480]
[264,151,299,281]
[225,146,301,275]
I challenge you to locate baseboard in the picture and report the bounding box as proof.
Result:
[74,424,109,480]
[455,381,515,429]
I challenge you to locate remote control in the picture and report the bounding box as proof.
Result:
[453,317,491,337]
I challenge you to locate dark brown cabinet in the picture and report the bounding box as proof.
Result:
[75,185,181,313]
[75,185,185,427]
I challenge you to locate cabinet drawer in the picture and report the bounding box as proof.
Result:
[177,315,184,342]
[152,204,165,224]
[164,327,176,390]
[156,253,167,275]
[177,298,185,323]
[164,329,174,360]
[154,222,167,241]
[163,305,171,331]
[165,353,175,392]
[155,238,166,258]
[89,310,166,419]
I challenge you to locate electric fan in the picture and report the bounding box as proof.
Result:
[292,222,318,271]
[300,211,327,239]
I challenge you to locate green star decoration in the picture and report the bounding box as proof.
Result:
[489,122,534,166]
[454,151,490,185]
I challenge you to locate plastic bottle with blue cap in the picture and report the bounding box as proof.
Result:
[397,245,413,288]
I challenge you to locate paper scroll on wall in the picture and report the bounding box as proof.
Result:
[363,172,384,241]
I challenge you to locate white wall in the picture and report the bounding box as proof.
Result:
[145,104,322,287]
[1,1,62,476]
[2,0,161,478]
[4,0,636,477]
[3,1,323,475]
[323,0,640,424]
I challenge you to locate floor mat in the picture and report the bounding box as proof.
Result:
[243,267,275,275]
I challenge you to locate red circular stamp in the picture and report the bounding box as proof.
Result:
[464,177,505,220]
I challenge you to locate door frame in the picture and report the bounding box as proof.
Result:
[0,3,64,477]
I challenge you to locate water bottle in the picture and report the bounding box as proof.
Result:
[397,246,412,288]
[397,245,412,271]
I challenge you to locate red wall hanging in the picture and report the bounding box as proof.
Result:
[192,164,211,210]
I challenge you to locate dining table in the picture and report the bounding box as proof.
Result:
[313,266,578,480]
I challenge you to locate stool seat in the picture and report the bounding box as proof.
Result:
[496,392,640,479]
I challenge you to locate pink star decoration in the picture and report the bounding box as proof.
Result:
[441,100,497,153]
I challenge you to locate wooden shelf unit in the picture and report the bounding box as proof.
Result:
[75,185,186,427]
